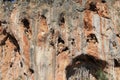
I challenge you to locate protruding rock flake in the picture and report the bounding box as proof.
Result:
[0,0,120,80]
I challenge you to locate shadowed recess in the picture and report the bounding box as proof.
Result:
[29,68,34,74]
[41,15,46,19]
[0,21,1,26]
[116,34,120,38]
[21,18,30,29]
[89,2,97,11]
[114,59,120,67]
[101,0,106,3]
[3,0,15,2]
[58,36,65,44]
[87,33,98,43]
[62,47,69,52]
[59,13,65,26]
[66,54,107,80]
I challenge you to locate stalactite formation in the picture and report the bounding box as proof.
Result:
[0,0,120,80]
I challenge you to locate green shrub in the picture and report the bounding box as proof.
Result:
[96,70,108,80]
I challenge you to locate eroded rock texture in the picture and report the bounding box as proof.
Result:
[0,0,120,80]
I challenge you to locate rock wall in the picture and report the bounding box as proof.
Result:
[0,0,120,80]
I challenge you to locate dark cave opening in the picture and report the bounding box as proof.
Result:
[21,18,30,29]
[59,13,65,26]
[62,47,69,52]
[41,15,46,19]
[114,59,120,67]
[66,54,107,80]
[60,17,65,24]
[29,68,34,74]
[20,61,23,68]
[89,2,97,11]
[101,0,106,3]
[10,62,13,68]
[87,33,98,43]
[116,34,120,38]
[58,36,65,44]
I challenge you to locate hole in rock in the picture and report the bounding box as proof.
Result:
[10,62,13,67]
[87,33,98,43]
[1,20,7,24]
[59,13,65,26]
[101,0,106,3]
[60,17,65,24]
[71,38,75,45]
[116,34,120,38]
[62,47,69,52]
[50,41,54,46]
[0,20,7,26]
[41,15,46,19]
[89,2,97,11]
[29,68,34,74]
[21,18,30,29]
[66,54,107,80]
[114,59,120,67]
[0,21,1,26]
[58,36,65,44]
[24,73,27,76]
[20,61,23,67]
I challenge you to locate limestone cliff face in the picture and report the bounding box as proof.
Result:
[0,0,120,80]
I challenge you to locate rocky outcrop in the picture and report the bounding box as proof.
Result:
[0,0,120,80]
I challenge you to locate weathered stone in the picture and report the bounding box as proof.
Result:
[0,0,120,80]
